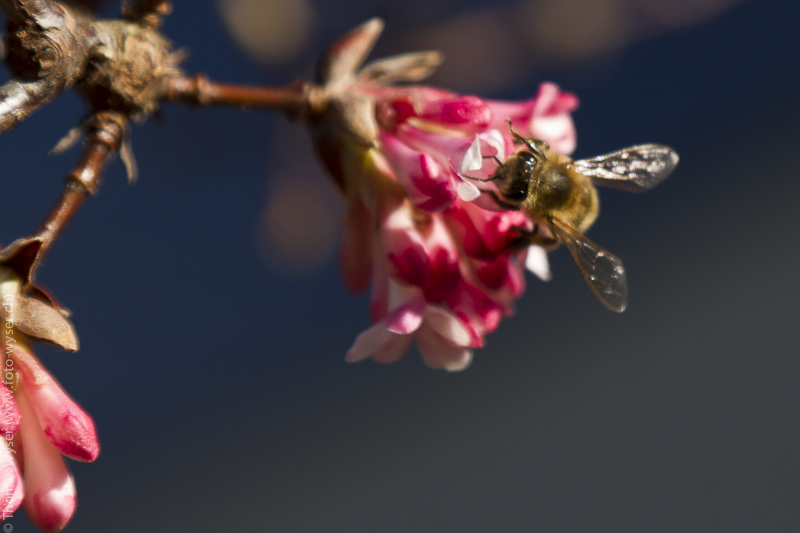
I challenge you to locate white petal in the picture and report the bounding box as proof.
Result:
[416,324,474,372]
[460,135,483,173]
[423,306,471,347]
[481,129,506,159]
[456,181,481,202]
[525,245,552,281]
[443,350,473,372]
[386,279,424,312]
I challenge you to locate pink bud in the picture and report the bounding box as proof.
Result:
[12,346,99,462]
[16,389,76,533]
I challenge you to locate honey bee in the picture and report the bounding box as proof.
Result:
[471,120,678,312]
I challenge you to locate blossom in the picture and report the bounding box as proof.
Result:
[0,239,99,532]
[309,19,578,370]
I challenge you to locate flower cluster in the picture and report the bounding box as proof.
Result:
[309,19,578,370]
[0,239,99,532]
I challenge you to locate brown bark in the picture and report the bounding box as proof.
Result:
[35,112,126,257]
[166,74,313,119]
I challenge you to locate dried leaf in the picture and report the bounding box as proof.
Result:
[357,51,444,86]
[0,238,45,285]
[329,92,379,148]
[316,18,384,90]
[119,123,138,183]
[50,123,86,155]
[15,296,79,352]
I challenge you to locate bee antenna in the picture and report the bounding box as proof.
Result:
[505,118,526,143]
[528,143,545,160]
[505,117,545,160]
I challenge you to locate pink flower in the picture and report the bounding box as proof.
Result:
[1,241,99,531]
[309,19,578,370]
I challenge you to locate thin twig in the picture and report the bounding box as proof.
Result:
[35,111,126,257]
[166,74,313,119]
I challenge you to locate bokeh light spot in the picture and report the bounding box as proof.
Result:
[522,0,628,61]
[217,0,314,64]
[258,175,339,275]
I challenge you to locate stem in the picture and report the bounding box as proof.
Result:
[35,112,125,256]
[166,74,313,119]
[0,78,53,133]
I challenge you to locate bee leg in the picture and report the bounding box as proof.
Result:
[482,155,505,167]
[484,190,520,211]
[462,174,500,183]
[509,224,558,247]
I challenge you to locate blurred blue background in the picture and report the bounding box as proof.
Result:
[2,0,800,531]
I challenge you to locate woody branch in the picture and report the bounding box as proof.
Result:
[0,0,321,263]
[35,112,126,258]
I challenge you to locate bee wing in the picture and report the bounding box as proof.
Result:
[573,144,678,192]
[550,219,628,312]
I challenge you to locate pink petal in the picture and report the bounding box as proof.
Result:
[368,234,390,323]
[443,202,496,260]
[485,98,536,135]
[374,91,489,134]
[0,441,23,520]
[486,82,579,154]
[473,256,512,290]
[396,125,506,188]
[12,346,99,462]
[455,201,534,256]
[339,196,374,293]
[451,310,485,348]
[374,86,458,132]
[420,218,460,302]
[469,191,514,212]
[345,324,397,363]
[531,82,579,116]
[446,279,508,338]
[380,133,456,213]
[372,334,414,365]
[395,123,473,172]
[382,203,431,288]
[531,114,576,155]
[504,255,527,299]
[530,82,578,154]
[0,383,20,437]
[414,96,492,134]
[415,324,473,372]
[16,389,76,533]
[472,253,526,298]
[383,299,426,335]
